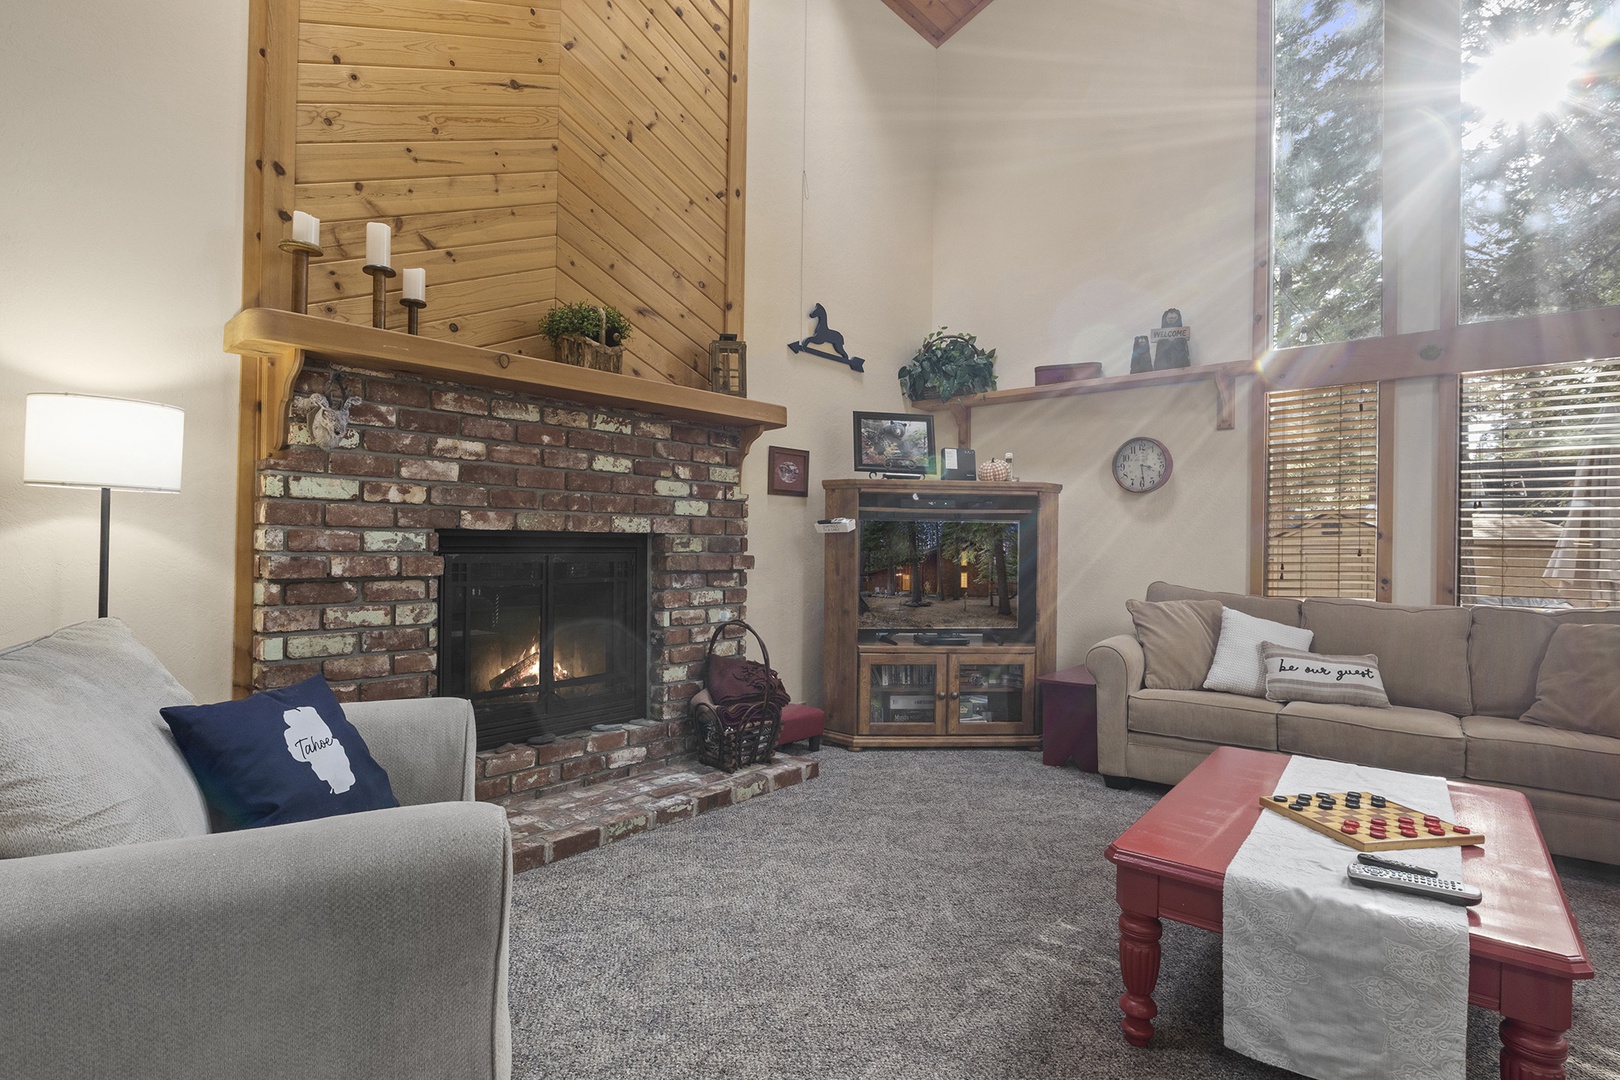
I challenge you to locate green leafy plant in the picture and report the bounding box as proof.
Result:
[898,327,997,403]
[540,301,633,347]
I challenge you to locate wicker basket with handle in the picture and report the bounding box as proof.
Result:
[690,620,785,772]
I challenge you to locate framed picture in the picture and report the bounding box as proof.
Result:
[853,412,935,476]
[767,446,810,496]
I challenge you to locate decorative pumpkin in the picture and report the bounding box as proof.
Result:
[977,457,1011,482]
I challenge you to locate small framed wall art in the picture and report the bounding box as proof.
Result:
[767,446,810,496]
[853,412,935,477]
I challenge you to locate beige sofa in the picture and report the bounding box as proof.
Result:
[1087,582,1620,865]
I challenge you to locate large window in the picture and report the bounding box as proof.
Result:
[1265,0,1620,605]
[1269,0,1620,344]
[1461,2,1620,322]
[1271,0,1384,348]
[1262,384,1387,599]
[1456,360,1620,606]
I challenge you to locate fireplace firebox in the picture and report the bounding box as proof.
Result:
[438,531,649,749]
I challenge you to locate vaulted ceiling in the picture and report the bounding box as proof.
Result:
[880,0,999,47]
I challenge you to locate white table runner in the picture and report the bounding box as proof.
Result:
[1223,756,1470,1080]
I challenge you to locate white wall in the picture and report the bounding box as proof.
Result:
[928,0,1262,668]
[741,0,1459,699]
[0,1,246,697]
[738,0,1265,687]
[741,0,938,703]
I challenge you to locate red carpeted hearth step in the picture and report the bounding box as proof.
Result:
[500,753,821,873]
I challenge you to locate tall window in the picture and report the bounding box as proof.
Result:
[1461,2,1620,323]
[1263,383,1385,599]
[1457,360,1620,606]
[1270,0,1620,342]
[1271,0,1384,348]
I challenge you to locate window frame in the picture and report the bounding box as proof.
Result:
[1251,0,1620,603]
[1441,362,1620,607]
[1249,380,1395,602]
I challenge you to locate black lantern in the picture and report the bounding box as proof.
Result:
[708,333,747,396]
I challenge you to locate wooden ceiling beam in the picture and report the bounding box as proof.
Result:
[879,0,998,47]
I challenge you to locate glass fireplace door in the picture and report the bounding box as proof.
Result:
[439,532,648,749]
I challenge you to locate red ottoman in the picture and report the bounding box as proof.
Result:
[777,704,825,750]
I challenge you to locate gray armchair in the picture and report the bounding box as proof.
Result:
[0,621,512,1080]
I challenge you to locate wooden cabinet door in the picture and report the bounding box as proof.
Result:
[945,650,1036,736]
[857,651,945,736]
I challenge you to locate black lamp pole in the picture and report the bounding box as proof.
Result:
[98,487,111,619]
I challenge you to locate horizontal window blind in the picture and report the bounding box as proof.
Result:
[1265,383,1380,599]
[1458,360,1620,608]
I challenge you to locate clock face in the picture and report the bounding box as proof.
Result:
[1112,437,1172,494]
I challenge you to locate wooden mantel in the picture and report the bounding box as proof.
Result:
[224,307,788,461]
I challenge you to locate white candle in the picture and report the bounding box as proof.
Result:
[366,222,391,268]
[291,210,320,246]
[402,268,426,302]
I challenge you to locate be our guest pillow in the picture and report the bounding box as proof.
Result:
[161,676,398,830]
[1261,643,1391,708]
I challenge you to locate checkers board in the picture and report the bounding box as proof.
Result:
[1259,790,1485,851]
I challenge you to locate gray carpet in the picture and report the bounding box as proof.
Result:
[508,749,1619,1079]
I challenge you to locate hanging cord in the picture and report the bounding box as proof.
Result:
[798,0,809,320]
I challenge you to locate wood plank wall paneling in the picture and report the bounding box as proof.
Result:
[288,0,564,358]
[557,0,738,385]
[261,0,743,380]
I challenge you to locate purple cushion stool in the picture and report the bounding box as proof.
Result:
[777,704,825,750]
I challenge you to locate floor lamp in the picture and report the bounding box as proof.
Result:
[23,394,185,619]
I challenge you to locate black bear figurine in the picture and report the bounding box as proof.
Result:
[1129,335,1152,374]
[1152,308,1190,370]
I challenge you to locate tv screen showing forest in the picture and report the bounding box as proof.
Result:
[858,517,1023,632]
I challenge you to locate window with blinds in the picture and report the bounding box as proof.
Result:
[1264,383,1382,599]
[1457,360,1620,608]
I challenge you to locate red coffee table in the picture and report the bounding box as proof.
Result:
[1104,746,1594,1079]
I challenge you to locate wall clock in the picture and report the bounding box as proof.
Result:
[1112,436,1172,494]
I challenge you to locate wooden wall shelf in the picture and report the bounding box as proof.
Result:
[223,307,788,460]
[909,360,1254,446]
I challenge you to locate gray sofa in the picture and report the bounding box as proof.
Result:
[1087,582,1620,865]
[0,619,513,1080]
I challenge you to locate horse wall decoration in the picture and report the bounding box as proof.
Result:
[788,303,865,372]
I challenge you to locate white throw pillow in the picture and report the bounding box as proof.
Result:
[1202,606,1314,698]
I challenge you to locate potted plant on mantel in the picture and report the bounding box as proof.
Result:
[540,301,633,374]
[898,327,997,403]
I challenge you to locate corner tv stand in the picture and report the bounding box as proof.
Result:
[822,479,1060,749]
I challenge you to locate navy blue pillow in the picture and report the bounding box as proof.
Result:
[161,676,398,829]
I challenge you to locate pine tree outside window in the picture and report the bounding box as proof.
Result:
[1268,0,1620,346]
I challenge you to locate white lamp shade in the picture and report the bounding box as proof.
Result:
[23,394,184,493]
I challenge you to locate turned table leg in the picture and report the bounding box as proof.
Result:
[1118,911,1163,1047]
[1500,1018,1570,1080]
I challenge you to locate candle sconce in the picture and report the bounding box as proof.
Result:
[278,239,323,315]
[400,296,426,335]
[362,264,397,329]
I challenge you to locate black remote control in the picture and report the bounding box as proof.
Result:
[1346,863,1482,906]
[1357,851,1440,877]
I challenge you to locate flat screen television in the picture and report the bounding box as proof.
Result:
[856,490,1039,643]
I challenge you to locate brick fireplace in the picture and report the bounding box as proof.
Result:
[250,359,754,797]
